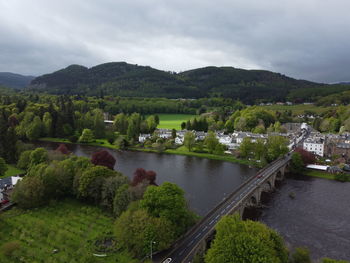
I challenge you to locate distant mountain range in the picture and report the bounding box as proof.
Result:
[0,72,35,89]
[26,62,350,103]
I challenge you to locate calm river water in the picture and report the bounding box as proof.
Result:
[35,142,350,260]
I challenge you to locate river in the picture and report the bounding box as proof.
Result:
[35,141,350,261]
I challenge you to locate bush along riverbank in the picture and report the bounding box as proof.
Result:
[39,137,258,167]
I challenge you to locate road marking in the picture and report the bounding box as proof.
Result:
[215,215,220,219]
[179,250,184,256]
[195,233,201,239]
[189,240,194,246]
[202,226,208,231]
[209,220,215,225]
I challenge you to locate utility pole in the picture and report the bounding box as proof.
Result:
[150,240,156,260]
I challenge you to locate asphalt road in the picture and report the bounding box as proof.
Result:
[156,156,291,263]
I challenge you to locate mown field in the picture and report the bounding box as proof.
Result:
[156,114,195,130]
[0,199,137,263]
[2,165,24,178]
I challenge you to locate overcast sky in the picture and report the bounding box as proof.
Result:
[0,0,349,83]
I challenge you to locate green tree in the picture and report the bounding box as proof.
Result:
[171,128,177,139]
[266,136,289,162]
[0,157,8,176]
[239,137,254,158]
[92,109,105,139]
[205,215,288,263]
[42,112,53,137]
[12,175,46,208]
[290,247,311,263]
[79,128,94,143]
[17,150,32,170]
[204,131,219,154]
[26,116,42,141]
[29,148,48,167]
[184,131,196,152]
[290,152,304,174]
[254,139,266,160]
[213,144,225,155]
[113,183,131,217]
[140,182,197,236]
[114,208,175,257]
[77,165,118,202]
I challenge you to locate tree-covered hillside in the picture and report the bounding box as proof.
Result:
[28,62,350,103]
[0,72,35,89]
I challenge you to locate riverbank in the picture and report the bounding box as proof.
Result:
[304,170,335,180]
[39,137,257,167]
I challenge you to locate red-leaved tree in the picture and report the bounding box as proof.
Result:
[294,147,316,165]
[55,144,70,155]
[91,150,116,170]
[131,168,157,186]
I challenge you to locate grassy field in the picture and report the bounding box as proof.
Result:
[0,199,137,263]
[156,114,195,130]
[3,165,24,178]
[304,169,335,180]
[261,104,330,115]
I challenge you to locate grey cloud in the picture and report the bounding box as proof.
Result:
[0,0,349,82]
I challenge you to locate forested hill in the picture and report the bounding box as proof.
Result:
[0,72,35,89]
[28,62,350,103]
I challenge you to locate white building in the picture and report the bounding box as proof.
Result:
[139,134,151,143]
[303,138,325,156]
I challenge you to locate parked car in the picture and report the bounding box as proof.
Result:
[163,258,172,263]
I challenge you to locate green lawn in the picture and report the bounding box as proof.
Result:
[0,199,137,263]
[1,165,24,178]
[156,114,196,130]
[304,170,335,180]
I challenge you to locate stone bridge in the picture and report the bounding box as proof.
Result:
[155,155,291,263]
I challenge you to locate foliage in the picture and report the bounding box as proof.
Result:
[321,258,349,263]
[113,184,131,217]
[205,214,288,263]
[294,148,315,165]
[204,131,219,154]
[0,199,137,263]
[17,150,32,170]
[29,148,48,167]
[131,168,157,186]
[290,247,311,263]
[77,165,120,201]
[266,136,289,162]
[79,128,94,143]
[184,131,196,152]
[290,152,305,174]
[140,182,197,236]
[114,208,175,258]
[0,157,8,177]
[28,62,346,103]
[12,175,46,208]
[91,150,116,170]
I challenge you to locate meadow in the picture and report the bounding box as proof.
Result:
[1,165,24,179]
[155,114,195,130]
[0,199,137,263]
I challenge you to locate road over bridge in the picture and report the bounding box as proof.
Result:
[155,155,291,263]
